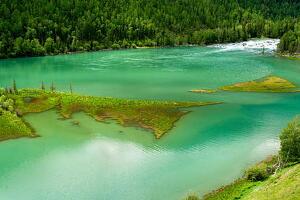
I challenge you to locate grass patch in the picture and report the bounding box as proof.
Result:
[187,156,300,200]
[242,164,300,200]
[2,89,220,140]
[0,110,36,141]
[202,179,258,200]
[220,76,299,93]
[191,76,300,94]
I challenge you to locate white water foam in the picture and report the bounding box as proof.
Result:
[209,39,280,53]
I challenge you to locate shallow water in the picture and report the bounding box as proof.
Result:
[0,44,300,200]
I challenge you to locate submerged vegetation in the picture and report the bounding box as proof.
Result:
[0,86,220,141]
[191,76,300,94]
[0,0,299,58]
[187,116,300,200]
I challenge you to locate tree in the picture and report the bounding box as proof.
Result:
[31,39,45,55]
[0,0,299,58]
[13,37,24,56]
[280,117,300,163]
[278,31,299,54]
[12,79,17,94]
[69,83,73,94]
[41,81,45,90]
[50,82,55,92]
[44,37,55,54]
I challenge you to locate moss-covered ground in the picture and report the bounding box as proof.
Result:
[0,110,35,141]
[0,89,220,141]
[220,76,299,93]
[191,76,300,94]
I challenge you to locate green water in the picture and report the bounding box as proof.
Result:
[0,46,300,200]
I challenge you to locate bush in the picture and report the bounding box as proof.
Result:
[280,117,300,163]
[245,163,270,181]
[111,43,120,49]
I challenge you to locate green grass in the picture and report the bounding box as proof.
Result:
[191,76,300,94]
[244,164,300,200]
[202,179,258,200]
[220,76,299,93]
[1,88,220,140]
[191,157,300,200]
[0,110,36,141]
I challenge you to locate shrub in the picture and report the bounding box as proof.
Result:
[280,117,300,163]
[245,163,269,181]
[111,43,120,49]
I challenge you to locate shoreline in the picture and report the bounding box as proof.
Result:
[277,53,300,60]
[0,38,281,60]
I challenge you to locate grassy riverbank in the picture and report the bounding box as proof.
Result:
[0,88,220,141]
[197,160,300,200]
[278,53,300,61]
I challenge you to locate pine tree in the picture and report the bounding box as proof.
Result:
[41,81,45,90]
[12,80,17,94]
[70,83,73,94]
[50,82,55,92]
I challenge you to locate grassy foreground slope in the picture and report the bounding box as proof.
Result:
[0,88,220,141]
[202,163,300,200]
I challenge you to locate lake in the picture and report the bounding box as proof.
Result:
[0,42,300,200]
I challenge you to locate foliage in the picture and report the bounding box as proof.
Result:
[0,0,299,58]
[280,117,300,163]
[0,110,34,141]
[245,163,271,181]
[278,22,300,54]
[0,90,36,141]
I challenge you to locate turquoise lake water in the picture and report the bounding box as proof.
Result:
[0,45,299,200]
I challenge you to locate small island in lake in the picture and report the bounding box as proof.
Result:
[189,89,217,94]
[0,88,220,141]
[191,76,300,94]
[220,76,299,93]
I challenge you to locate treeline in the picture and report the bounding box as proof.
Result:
[0,0,299,58]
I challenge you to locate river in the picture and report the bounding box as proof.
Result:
[0,40,299,200]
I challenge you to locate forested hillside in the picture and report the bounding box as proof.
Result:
[0,0,299,58]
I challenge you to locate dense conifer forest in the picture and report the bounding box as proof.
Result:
[0,0,299,58]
